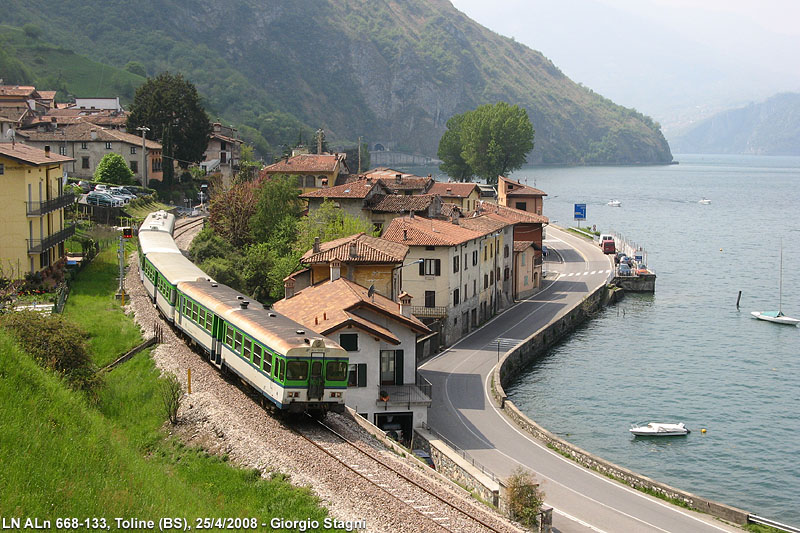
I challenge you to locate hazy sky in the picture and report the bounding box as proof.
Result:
[450,0,800,135]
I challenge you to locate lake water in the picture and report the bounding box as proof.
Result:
[406,155,800,524]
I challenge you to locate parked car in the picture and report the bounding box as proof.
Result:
[86,191,122,207]
[601,239,616,254]
[412,449,435,469]
[618,263,632,276]
[109,187,136,201]
[76,180,92,192]
[94,184,109,193]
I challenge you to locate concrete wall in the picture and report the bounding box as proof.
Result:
[491,284,750,525]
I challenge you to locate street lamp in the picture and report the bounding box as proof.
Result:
[391,259,424,301]
[136,126,150,188]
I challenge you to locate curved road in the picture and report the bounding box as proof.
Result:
[420,226,740,533]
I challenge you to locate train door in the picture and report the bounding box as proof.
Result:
[308,351,325,400]
[210,316,223,367]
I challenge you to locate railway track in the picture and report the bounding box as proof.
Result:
[292,415,517,533]
[173,217,205,239]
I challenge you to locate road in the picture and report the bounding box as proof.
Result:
[420,226,740,533]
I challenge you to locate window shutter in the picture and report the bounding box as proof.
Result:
[357,363,367,387]
[435,259,441,276]
[394,350,404,385]
[419,259,425,276]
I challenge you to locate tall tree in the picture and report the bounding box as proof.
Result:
[94,153,134,185]
[250,174,304,244]
[208,181,258,248]
[127,72,212,188]
[294,199,379,254]
[438,102,534,184]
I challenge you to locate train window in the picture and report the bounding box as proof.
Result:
[192,304,198,322]
[262,350,271,375]
[225,325,233,347]
[198,309,205,325]
[253,344,262,368]
[234,331,242,353]
[243,339,251,361]
[277,359,285,382]
[286,361,308,381]
[326,361,348,381]
[204,313,212,332]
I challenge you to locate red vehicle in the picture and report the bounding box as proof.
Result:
[601,239,616,254]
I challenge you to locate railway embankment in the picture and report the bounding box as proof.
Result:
[490,283,750,525]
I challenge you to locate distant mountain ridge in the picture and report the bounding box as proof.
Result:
[669,93,800,155]
[3,0,672,165]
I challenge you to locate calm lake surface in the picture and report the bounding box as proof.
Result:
[407,154,800,524]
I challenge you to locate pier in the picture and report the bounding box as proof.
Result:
[610,231,656,293]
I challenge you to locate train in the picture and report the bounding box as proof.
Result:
[137,211,348,414]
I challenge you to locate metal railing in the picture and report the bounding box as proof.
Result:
[26,193,76,216]
[376,384,432,409]
[420,422,502,484]
[748,515,800,533]
[410,305,448,318]
[27,224,76,254]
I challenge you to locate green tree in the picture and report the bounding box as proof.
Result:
[94,153,134,185]
[124,61,147,78]
[250,174,303,244]
[438,102,534,184]
[505,468,545,528]
[437,114,473,181]
[295,199,378,254]
[208,181,258,248]
[22,24,42,40]
[127,72,212,189]
[234,144,262,184]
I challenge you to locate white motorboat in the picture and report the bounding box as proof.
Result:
[699,197,711,204]
[608,199,621,207]
[630,422,690,436]
[752,241,799,326]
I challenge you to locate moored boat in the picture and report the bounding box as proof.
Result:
[630,422,690,436]
[608,199,621,207]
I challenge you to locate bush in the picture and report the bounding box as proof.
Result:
[505,468,544,528]
[0,311,101,393]
[160,373,183,425]
[94,153,134,185]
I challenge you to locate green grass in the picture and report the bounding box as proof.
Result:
[62,241,142,367]
[124,200,173,220]
[744,524,784,533]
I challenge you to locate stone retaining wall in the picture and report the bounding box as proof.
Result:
[491,284,750,525]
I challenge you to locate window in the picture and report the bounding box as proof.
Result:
[484,246,487,261]
[504,244,509,258]
[380,350,396,385]
[453,288,460,305]
[425,245,435,251]
[504,267,510,281]
[464,253,468,271]
[522,253,526,266]
[490,243,493,257]
[105,142,112,149]
[348,363,367,387]
[44,145,50,153]
[326,361,348,381]
[130,160,138,173]
[490,270,494,285]
[243,338,252,361]
[516,201,527,211]
[453,255,459,273]
[524,275,529,286]
[130,146,137,154]
[473,279,477,295]
[425,291,436,307]
[234,331,242,353]
[225,325,233,347]
[59,146,67,156]
[472,250,478,266]
[81,142,88,149]
[0,163,3,175]
[253,344,262,368]
[464,284,467,299]
[286,361,309,381]
[82,157,90,169]
[420,258,440,276]
[484,274,488,289]
[339,333,358,351]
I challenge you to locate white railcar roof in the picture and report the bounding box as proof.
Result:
[140,210,175,234]
[138,230,181,255]
[147,252,211,284]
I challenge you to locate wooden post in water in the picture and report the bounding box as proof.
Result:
[736,290,742,309]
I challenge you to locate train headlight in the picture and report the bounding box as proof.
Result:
[329,392,342,398]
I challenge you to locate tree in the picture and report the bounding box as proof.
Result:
[505,468,545,528]
[250,174,303,244]
[127,72,212,188]
[438,102,534,184]
[208,181,258,248]
[124,61,147,78]
[94,153,134,185]
[295,199,379,254]
[234,144,261,184]
[22,24,42,40]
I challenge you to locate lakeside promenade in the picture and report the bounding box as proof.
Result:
[420,226,742,533]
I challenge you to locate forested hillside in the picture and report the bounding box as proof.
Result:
[669,93,800,155]
[3,0,672,165]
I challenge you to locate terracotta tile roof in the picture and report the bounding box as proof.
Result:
[500,175,547,197]
[0,143,74,165]
[301,233,409,264]
[368,194,436,213]
[514,240,534,252]
[428,182,478,198]
[382,215,486,246]
[299,179,385,199]
[476,203,549,224]
[21,121,161,149]
[37,91,57,101]
[439,203,462,218]
[262,153,342,174]
[210,132,241,144]
[273,277,429,344]
[0,85,37,97]
[362,167,420,180]
[381,177,433,192]
[458,214,512,234]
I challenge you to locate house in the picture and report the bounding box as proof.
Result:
[290,232,409,300]
[428,182,480,212]
[201,122,243,183]
[73,97,123,112]
[20,121,163,183]
[260,152,349,193]
[497,175,547,215]
[299,178,389,220]
[0,85,55,121]
[359,168,433,195]
[366,194,443,233]
[0,142,75,277]
[274,275,432,442]
[381,213,513,350]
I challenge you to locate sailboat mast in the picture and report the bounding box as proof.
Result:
[779,241,783,314]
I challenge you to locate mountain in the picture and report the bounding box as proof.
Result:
[669,93,800,155]
[2,0,672,165]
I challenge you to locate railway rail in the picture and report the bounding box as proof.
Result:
[292,415,518,533]
[172,217,205,240]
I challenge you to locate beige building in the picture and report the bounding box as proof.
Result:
[0,142,74,277]
[497,175,547,214]
[201,123,243,183]
[428,182,480,212]
[260,153,349,193]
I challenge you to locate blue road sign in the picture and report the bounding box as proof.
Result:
[574,203,587,220]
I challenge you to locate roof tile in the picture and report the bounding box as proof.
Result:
[301,233,409,264]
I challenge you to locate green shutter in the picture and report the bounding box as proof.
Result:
[357,363,367,387]
[394,350,404,385]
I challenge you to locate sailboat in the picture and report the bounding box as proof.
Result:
[751,242,800,325]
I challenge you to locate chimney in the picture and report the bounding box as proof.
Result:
[313,237,321,253]
[349,242,357,258]
[451,211,459,225]
[330,259,342,282]
[44,146,50,157]
[403,229,408,241]
[395,173,402,183]
[284,277,296,299]
[90,129,97,141]
[399,292,413,318]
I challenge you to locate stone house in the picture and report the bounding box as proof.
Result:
[201,122,243,184]
[260,152,349,193]
[497,175,547,214]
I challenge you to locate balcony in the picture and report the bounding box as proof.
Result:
[27,224,76,254]
[410,305,448,318]
[26,193,76,217]
[376,374,432,409]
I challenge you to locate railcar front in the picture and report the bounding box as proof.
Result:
[140,210,176,234]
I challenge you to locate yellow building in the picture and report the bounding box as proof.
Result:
[0,143,75,277]
[428,182,481,212]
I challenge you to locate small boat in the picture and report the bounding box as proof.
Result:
[608,200,621,207]
[630,422,690,436]
[699,198,711,204]
[752,241,799,326]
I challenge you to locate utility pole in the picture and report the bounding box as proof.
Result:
[358,135,362,174]
[115,235,126,301]
[137,126,150,188]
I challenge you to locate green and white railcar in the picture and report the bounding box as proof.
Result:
[143,252,210,321]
